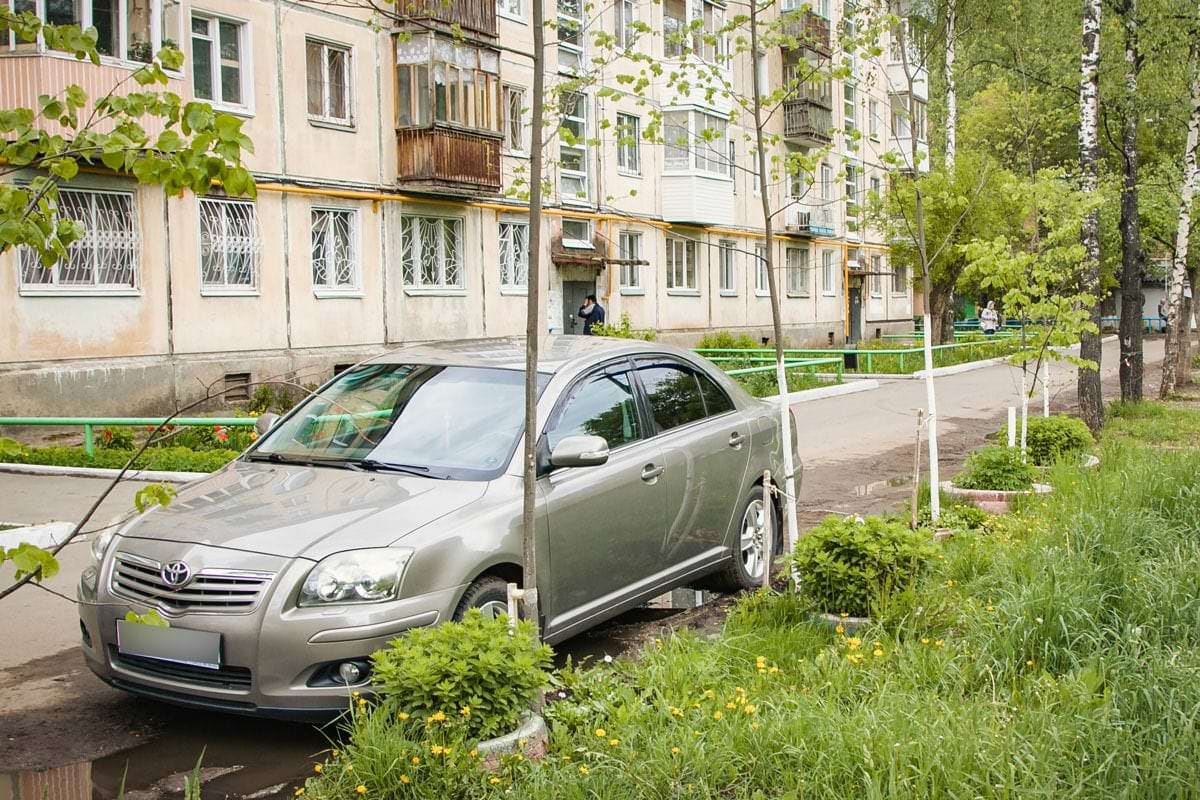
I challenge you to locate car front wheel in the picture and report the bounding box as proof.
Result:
[452,575,511,621]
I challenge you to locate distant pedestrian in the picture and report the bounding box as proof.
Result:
[578,294,606,335]
[980,300,1000,335]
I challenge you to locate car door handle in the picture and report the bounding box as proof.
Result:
[728,432,746,448]
[641,464,664,482]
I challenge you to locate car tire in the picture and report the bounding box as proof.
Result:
[452,575,512,622]
[700,485,779,593]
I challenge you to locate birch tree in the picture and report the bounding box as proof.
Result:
[1116,0,1145,402]
[943,0,957,170]
[1076,0,1104,430]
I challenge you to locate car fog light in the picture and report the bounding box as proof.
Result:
[338,661,363,684]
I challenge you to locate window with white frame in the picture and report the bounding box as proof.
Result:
[870,174,882,199]
[618,230,642,289]
[615,0,636,48]
[311,207,358,292]
[503,85,526,151]
[728,140,737,192]
[306,39,352,125]
[394,39,501,131]
[911,97,928,142]
[666,236,698,291]
[718,239,736,294]
[191,13,248,109]
[497,0,522,21]
[401,215,463,289]
[843,82,858,149]
[664,0,686,58]
[846,164,861,234]
[561,218,592,248]
[868,98,879,138]
[199,197,259,291]
[664,109,732,177]
[557,0,584,71]
[869,254,883,297]
[19,188,139,291]
[559,91,589,202]
[786,246,809,295]
[816,0,831,18]
[755,243,769,294]
[616,113,641,175]
[498,220,528,288]
[693,0,727,64]
[892,261,908,295]
[821,248,836,295]
[10,0,182,62]
[890,94,911,139]
[818,162,833,200]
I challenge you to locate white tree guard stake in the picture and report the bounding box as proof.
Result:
[762,471,773,592]
[1043,360,1051,418]
[1008,407,1017,447]
[773,361,801,553]
[506,583,522,634]
[922,315,941,520]
[1020,367,1029,458]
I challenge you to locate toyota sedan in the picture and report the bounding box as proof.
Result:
[78,336,797,717]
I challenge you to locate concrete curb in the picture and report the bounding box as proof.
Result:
[767,379,881,405]
[845,335,1121,381]
[0,520,77,549]
[0,462,208,484]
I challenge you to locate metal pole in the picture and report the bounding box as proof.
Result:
[1008,407,1017,447]
[1042,359,1051,417]
[83,423,95,458]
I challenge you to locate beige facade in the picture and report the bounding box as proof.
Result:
[0,0,921,414]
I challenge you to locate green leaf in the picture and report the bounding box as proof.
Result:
[7,542,60,582]
[134,483,177,514]
[124,609,170,627]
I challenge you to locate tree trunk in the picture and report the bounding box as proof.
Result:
[519,0,547,629]
[749,0,800,554]
[1117,0,1143,402]
[928,284,956,344]
[944,0,957,170]
[1077,0,1104,430]
[1179,278,1194,386]
[1161,45,1200,398]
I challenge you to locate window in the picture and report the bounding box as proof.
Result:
[843,82,857,149]
[911,97,928,142]
[191,13,248,109]
[615,0,636,48]
[549,370,642,450]
[819,163,833,200]
[663,109,731,177]
[559,91,589,202]
[728,140,737,192]
[846,164,861,233]
[306,39,352,125]
[755,243,768,293]
[693,0,727,64]
[718,239,736,294]
[695,370,734,415]
[499,220,529,288]
[664,0,686,58]
[870,175,882,199]
[666,236,698,291]
[199,197,259,291]
[786,247,809,296]
[557,0,584,72]
[19,188,138,291]
[893,261,908,295]
[618,230,642,289]
[816,0,831,17]
[311,207,358,292]
[869,254,883,297]
[503,85,526,151]
[401,216,463,289]
[635,363,706,432]
[821,248,836,295]
[616,113,641,175]
[395,36,501,132]
[562,219,592,248]
[497,0,522,21]
[13,1,181,62]
[868,98,879,138]
[890,94,910,139]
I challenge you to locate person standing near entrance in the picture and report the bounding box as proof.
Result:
[578,294,606,335]
[980,300,1000,335]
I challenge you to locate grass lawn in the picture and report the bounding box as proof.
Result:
[303,401,1200,799]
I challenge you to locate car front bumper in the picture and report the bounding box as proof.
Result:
[79,540,463,718]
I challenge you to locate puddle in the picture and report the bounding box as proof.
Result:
[851,475,911,497]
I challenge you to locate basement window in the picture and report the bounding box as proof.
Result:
[223,372,251,402]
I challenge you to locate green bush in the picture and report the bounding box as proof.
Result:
[696,330,761,350]
[591,312,656,341]
[371,609,553,740]
[2,445,237,473]
[248,384,302,415]
[997,415,1094,466]
[788,515,937,617]
[734,367,835,398]
[153,423,255,452]
[96,426,134,450]
[954,445,1038,491]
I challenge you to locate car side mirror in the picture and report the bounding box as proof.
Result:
[549,435,609,468]
[255,412,280,437]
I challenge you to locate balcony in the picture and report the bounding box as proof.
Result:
[784,203,837,238]
[783,100,833,146]
[396,127,502,195]
[392,0,497,38]
[780,10,831,55]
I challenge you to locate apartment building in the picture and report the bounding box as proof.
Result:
[0,0,922,414]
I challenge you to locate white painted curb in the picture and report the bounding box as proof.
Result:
[767,379,881,405]
[0,462,208,484]
[0,521,76,549]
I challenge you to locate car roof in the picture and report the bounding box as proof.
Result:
[364,335,684,374]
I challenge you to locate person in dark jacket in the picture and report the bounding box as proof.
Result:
[578,294,606,334]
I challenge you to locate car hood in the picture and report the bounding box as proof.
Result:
[120,460,488,561]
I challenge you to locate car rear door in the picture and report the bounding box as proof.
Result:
[632,358,752,562]
[540,362,668,635]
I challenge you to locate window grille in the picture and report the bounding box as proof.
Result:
[499,221,529,287]
[311,208,358,290]
[20,189,139,290]
[200,198,260,290]
[401,216,463,288]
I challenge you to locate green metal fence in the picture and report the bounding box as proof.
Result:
[696,337,1017,375]
[0,416,256,458]
[715,356,845,382]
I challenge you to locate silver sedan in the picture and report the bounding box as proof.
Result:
[78,336,796,717]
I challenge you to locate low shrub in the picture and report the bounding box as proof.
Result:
[734,367,835,398]
[696,330,761,350]
[2,445,237,473]
[248,384,303,415]
[96,426,134,450]
[954,445,1037,491]
[371,609,553,740]
[153,423,255,452]
[788,515,937,618]
[591,312,656,341]
[996,414,1093,466]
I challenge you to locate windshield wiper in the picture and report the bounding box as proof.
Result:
[245,452,354,469]
[353,459,445,479]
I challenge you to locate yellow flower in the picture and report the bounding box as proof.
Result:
[595,728,606,738]
[751,721,760,730]
[725,702,736,710]
[562,755,572,762]
[920,638,930,645]
[354,786,366,795]
[331,750,340,758]
[671,747,681,754]
[351,691,361,699]
[670,706,683,717]
[410,757,420,766]
[713,710,723,720]
[704,689,716,699]
[294,789,305,797]
[946,579,957,588]
[469,749,478,759]
[692,730,701,737]
[934,639,945,648]
[313,764,323,774]
[1026,659,1036,667]
[459,705,471,716]
[579,766,590,776]
[345,765,353,772]
[769,666,780,674]
[655,638,663,648]
[840,612,849,618]
[356,698,366,707]
[743,704,757,715]
[430,745,447,756]
[873,648,885,657]
[609,739,620,748]
[846,637,861,650]
[400,776,411,786]
[397,712,410,721]
[692,702,701,709]
[427,710,447,724]
[489,777,501,785]
[986,605,995,612]
[835,624,845,634]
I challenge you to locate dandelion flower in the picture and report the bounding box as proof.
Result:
[671,747,681,754]
[835,624,845,634]
[351,691,360,699]
[489,777,501,785]
[294,789,305,797]
[840,612,849,618]
[1026,659,1035,667]
[769,666,780,674]
[920,638,930,645]
[595,728,606,738]
[579,766,590,776]
[713,710,723,720]
[725,702,736,710]
[562,755,572,763]
[427,710,447,723]
[400,776,410,786]
[945,580,957,588]
[670,706,683,717]
[397,712,410,721]
[460,706,471,716]
[355,786,366,795]
[609,739,620,748]
[986,605,995,612]
[873,648,885,657]
[411,757,420,766]
[469,750,478,759]
[743,704,756,715]
[313,764,323,774]
[704,689,716,699]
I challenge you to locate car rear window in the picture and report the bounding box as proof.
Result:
[635,363,707,433]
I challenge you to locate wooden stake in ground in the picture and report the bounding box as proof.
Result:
[761,471,773,592]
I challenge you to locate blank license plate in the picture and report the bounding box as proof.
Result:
[116,621,222,670]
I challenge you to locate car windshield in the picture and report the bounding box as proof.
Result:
[252,364,542,480]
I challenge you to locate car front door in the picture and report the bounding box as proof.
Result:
[632,358,752,563]
[541,363,667,635]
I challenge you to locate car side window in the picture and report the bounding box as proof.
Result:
[695,370,735,416]
[636,362,707,433]
[547,370,642,451]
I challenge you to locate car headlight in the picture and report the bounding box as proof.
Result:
[90,528,117,564]
[299,549,413,606]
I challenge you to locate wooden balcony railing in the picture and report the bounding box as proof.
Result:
[391,0,497,37]
[781,10,831,55]
[396,127,502,194]
[782,100,833,144]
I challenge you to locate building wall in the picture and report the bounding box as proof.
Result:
[0,0,919,415]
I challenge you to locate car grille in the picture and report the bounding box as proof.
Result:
[110,553,274,614]
[109,646,252,691]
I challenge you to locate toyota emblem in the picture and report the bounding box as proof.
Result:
[160,560,192,588]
